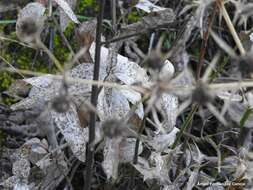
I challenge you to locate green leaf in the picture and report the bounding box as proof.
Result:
[0,20,16,24]
[239,107,252,128]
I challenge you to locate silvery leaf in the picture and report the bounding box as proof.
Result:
[24,75,54,97]
[14,183,29,190]
[186,169,199,190]
[59,0,77,31]
[159,60,175,81]
[102,138,121,179]
[148,127,179,151]
[118,88,144,119]
[217,91,242,102]
[97,88,130,121]
[119,138,143,162]
[51,104,88,162]
[133,154,170,183]
[0,176,19,189]
[102,138,143,179]
[24,74,54,89]
[35,153,68,190]
[89,43,149,85]
[24,138,48,164]
[135,0,166,13]
[54,0,79,24]
[10,63,94,111]
[12,158,30,181]
[157,93,178,132]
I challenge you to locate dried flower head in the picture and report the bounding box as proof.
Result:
[16,2,46,45]
[102,119,127,138]
[52,82,70,113]
[52,95,70,113]
[144,50,164,71]
[237,55,253,78]
[192,82,214,105]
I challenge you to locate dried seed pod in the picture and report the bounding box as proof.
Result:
[16,2,46,46]
[192,82,214,105]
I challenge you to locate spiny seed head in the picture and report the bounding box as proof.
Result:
[238,55,253,78]
[192,82,213,105]
[102,119,126,138]
[16,2,45,44]
[144,50,164,71]
[19,18,38,36]
[52,95,70,113]
[122,0,139,9]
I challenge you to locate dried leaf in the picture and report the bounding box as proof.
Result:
[135,0,166,13]
[24,138,49,164]
[12,158,30,181]
[148,127,179,151]
[14,183,29,190]
[102,138,143,179]
[90,43,149,85]
[157,93,178,132]
[59,0,77,31]
[217,91,242,102]
[54,0,79,24]
[51,104,88,161]
[102,138,121,179]
[98,88,130,121]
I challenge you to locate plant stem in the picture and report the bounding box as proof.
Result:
[85,0,105,189]
[218,0,246,55]
[172,105,198,149]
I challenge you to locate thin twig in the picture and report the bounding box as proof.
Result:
[197,1,218,79]
[85,1,105,190]
[36,38,64,72]
[4,67,149,93]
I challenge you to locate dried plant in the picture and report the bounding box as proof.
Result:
[2,0,253,190]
